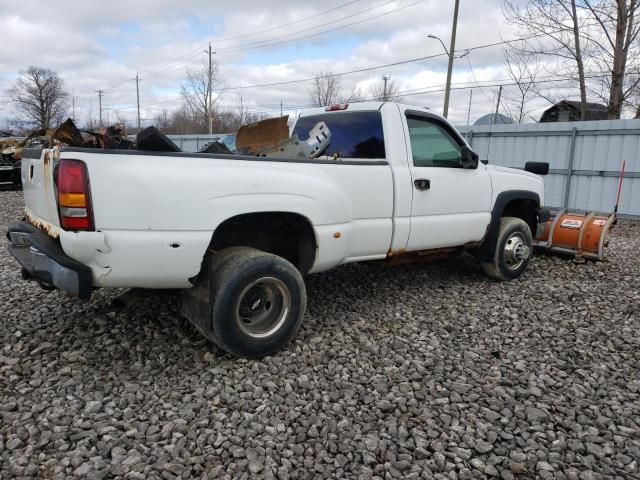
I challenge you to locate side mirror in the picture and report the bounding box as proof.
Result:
[461,146,479,169]
[525,161,549,175]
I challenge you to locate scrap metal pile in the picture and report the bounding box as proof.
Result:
[1,139,25,188]
[5,115,331,161]
[230,116,331,159]
[1,118,132,165]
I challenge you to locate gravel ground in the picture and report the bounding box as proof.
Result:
[1,189,639,480]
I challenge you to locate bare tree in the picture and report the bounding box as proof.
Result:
[6,66,69,129]
[503,0,590,119]
[308,72,362,106]
[83,101,98,130]
[181,58,223,128]
[501,50,543,122]
[580,0,640,118]
[368,76,403,101]
[154,110,171,130]
[236,87,249,126]
[504,0,640,119]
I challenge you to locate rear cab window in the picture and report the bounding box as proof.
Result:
[292,111,386,159]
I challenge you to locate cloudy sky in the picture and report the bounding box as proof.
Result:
[0,0,561,128]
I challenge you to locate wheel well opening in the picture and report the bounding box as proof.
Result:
[502,199,538,234]
[210,212,317,273]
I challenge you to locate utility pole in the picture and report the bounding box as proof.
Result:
[493,85,503,124]
[206,43,213,137]
[96,90,104,127]
[280,100,283,117]
[135,74,141,130]
[443,0,460,118]
[383,75,390,101]
[465,89,473,137]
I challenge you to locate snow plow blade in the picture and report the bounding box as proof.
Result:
[533,209,616,261]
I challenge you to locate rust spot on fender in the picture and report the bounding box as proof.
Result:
[25,208,61,239]
[333,232,341,239]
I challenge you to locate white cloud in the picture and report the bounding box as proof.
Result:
[0,0,554,128]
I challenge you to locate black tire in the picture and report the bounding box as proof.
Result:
[207,247,306,358]
[481,216,533,281]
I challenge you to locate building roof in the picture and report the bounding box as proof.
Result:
[474,113,514,125]
[540,99,609,122]
[559,100,608,112]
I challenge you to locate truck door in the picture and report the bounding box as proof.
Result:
[402,111,492,251]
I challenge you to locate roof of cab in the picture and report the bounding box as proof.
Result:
[298,101,433,117]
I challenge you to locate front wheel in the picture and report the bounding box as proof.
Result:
[207,247,306,358]
[481,217,533,281]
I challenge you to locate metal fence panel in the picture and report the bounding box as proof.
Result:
[166,134,225,153]
[459,119,640,218]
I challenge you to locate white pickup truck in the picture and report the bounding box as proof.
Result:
[7,102,549,358]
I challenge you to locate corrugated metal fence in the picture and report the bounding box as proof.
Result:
[166,134,226,152]
[458,120,640,218]
[5,123,638,217]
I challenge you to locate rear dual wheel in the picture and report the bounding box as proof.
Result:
[204,247,306,358]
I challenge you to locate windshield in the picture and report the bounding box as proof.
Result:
[292,111,386,159]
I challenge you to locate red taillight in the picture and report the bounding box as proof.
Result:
[57,159,94,231]
[325,103,349,111]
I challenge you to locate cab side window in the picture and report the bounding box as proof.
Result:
[406,116,462,168]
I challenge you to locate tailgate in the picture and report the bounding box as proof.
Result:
[21,148,62,232]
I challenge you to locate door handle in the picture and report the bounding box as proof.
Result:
[414,178,431,191]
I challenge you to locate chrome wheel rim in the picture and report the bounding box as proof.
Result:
[235,277,291,338]
[504,232,530,270]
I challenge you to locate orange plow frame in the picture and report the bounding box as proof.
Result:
[533,209,616,261]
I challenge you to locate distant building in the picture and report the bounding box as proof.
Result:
[474,113,514,125]
[540,100,608,122]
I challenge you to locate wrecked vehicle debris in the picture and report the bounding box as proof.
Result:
[199,141,233,155]
[259,121,331,159]
[103,124,134,150]
[235,116,290,155]
[0,149,22,189]
[137,126,181,152]
[1,139,24,188]
[10,115,335,163]
[235,116,332,159]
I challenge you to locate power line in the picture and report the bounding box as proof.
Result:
[101,20,602,94]
[125,71,613,117]
[109,28,617,114]
[139,0,420,80]
[211,0,364,44]
[137,0,368,78]
[213,0,401,52]
[464,55,495,104]
[116,51,449,109]
[118,31,587,109]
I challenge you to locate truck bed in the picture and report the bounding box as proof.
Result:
[19,146,394,289]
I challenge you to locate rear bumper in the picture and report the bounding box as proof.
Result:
[6,221,93,299]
